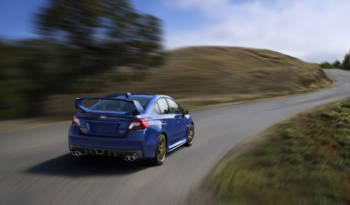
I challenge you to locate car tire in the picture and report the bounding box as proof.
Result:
[151,134,167,166]
[185,124,194,146]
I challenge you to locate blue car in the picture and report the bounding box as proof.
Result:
[68,93,194,165]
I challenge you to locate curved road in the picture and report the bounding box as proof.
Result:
[1,69,350,205]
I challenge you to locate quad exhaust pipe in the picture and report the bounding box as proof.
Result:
[71,151,83,157]
[71,149,138,161]
[124,154,137,162]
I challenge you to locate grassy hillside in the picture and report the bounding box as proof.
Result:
[205,99,350,205]
[44,46,331,116]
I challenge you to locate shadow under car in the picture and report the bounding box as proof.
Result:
[25,154,149,177]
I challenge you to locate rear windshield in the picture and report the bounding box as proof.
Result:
[115,96,151,109]
[89,100,136,113]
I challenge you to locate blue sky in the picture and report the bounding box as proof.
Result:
[0,0,205,40]
[0,0,43,39]
[1,0,350,63]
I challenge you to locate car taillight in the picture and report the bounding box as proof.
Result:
[72,115,80,126]
[129,118,149,130]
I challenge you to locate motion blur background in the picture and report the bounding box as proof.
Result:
[1,0,350,120]
[0,0,163,119]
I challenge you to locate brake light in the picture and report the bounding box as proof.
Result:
[129,118,149,130]
[72,115,80,126]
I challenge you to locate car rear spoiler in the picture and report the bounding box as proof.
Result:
[75,97,144,114]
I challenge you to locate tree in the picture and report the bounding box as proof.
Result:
[0,0,164,119]
[36,0,163,70]
[319,62,332,68]
[332,60,342,68]
[342,51,350,70]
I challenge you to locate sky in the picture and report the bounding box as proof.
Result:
[0,0,350,63]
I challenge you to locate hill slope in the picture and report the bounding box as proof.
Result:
[45,46,332,115]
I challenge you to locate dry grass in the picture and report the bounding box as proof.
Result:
[44,46,331,116]
[205,99,350,205]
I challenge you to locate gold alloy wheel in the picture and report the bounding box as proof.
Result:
[186,125,194,146]
[157,135,166,163]
[188,127,194,143]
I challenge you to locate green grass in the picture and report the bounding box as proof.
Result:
[209,100,350,205]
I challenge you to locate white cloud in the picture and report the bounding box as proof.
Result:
[165,0,350,62]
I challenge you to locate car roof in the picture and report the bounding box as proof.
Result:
[104,93,169,99]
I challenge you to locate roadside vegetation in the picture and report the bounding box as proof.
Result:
[320,51,350,70]
[208,99,350,205]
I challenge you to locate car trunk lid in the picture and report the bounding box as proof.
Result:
[78,112,133,137]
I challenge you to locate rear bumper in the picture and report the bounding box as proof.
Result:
[68,125,157,158]
[69,145,143,158]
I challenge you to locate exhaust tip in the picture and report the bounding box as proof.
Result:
[71,151,83,157]
[124,154,137,162]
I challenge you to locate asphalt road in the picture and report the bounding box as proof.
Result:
[1,69,350,205]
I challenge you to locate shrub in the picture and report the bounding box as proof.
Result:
[319,62,332,68]
[332,60,342,68]
[320,111,339,120]
[342,52,350,70]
